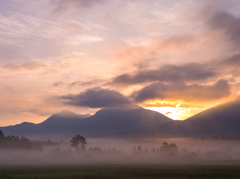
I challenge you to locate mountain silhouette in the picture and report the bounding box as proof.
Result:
[0,110,91,139]
[76,107,172,137]
[0,107,172,139]
[2,99,240,139]
[119,99,240,138]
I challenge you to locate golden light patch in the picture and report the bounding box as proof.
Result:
[144,101,210,120]
[144,100,185,107]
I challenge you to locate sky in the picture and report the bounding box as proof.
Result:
[1,0,240,126]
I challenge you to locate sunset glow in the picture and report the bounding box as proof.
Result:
[146,107,185,120]
[1,0,240,126]
[146,105,207,120]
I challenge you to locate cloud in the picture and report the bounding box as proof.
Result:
[50,0,105,14]
[220,53,240,66]
[122,37,151,47]
[69,35,104,44]
[133,79,231,103]
[59,88,132,108]
[110,51,240,88]
[53,82,64,87]
[21,104,61,117]
[69,79,104,87]
[110,63,216,86]
[211,53,240,77]
[142,102,179,108]
[21,108,54,117]
[207,11,240,46]
[1,62,46,72]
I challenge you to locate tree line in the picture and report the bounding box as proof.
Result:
[0,130,42,150]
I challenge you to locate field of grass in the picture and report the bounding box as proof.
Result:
[1,164,240,179]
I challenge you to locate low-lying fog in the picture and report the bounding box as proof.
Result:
[1,138,240,166]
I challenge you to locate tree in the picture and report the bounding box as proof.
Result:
[137,146,142,152]
[161,142,178,152]
[0,130,4,138]
[70,134,87,151]
[132,147,136,153]
[144,148,148,153]
[0,130,5,147]
[20,136,32,149]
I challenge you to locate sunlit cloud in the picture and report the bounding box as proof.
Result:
[133,79,231,103]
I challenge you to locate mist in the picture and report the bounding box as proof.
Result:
[1,138,240,166]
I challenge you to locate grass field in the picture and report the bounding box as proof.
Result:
[1,164,240,179]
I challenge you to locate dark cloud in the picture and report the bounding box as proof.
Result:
[110,52,240,88]
[50,0,105,14]
[219,53,240,66]
[133,79,231,103]
[208,11,240,45]
[111,63,216,86]
[60,88,132,108]
[211,53,240,77]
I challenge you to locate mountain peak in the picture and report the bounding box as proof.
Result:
[38,110,81,125]
[57,110,76,116]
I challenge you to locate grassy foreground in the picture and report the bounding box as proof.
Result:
[1,164,240,179]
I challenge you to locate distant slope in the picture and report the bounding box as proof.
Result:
[0,110,91,138]
[0,107,172,139]
[181,99,240,136]
[119,99,240,138]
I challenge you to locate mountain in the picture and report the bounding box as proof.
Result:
[74,107,172,137]
[38,110,91,130]
[0,110,91,138]
[0,107,172,139]
[3,99,240,140]
[119,99,240,138]
[181,99,240,136]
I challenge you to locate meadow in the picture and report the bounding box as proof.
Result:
[1,164,240,179]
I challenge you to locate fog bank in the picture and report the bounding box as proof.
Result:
[1,138,240,166]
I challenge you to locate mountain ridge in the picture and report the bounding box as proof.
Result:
[1,99,240,139]
[117,99,240,138]
[0,107,172,139]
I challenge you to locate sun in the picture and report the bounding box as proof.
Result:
[145,106,185,120]
[144,102,208,120]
